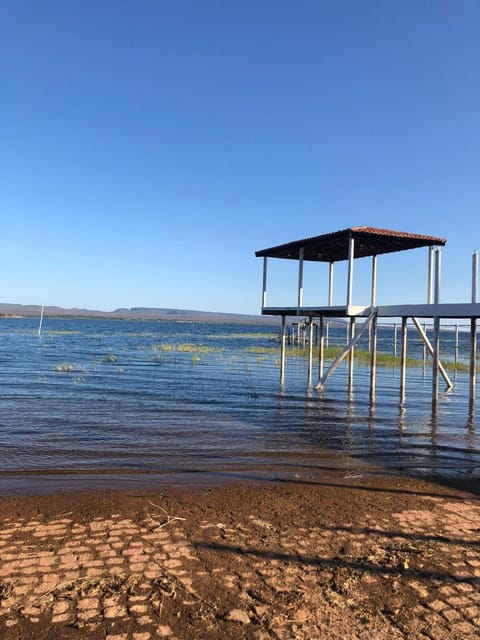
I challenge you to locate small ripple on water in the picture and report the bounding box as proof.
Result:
[0,318,479,479]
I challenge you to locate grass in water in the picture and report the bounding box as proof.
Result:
[47,330,81,335]
[248,345,473,372]
[152,343,225,354]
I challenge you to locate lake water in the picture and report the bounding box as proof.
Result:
[0,317,479,491]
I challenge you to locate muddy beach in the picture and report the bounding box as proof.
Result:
[1,471,480,639]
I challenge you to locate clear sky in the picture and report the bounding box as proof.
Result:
[1,1,479,314]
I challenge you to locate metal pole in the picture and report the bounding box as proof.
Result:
[348,317,356,387]
[280,315,286,383]
[393,323,397,357]
[297,247,304,311]
[432,316,440,405]
[370,314,377,400]
[318,317,325,381]
[431,249,442,405]
[346,236,355,308]
[470,318,477,406]
[470,251,478,405]
[423,322,427,366]
[472,251,478,303]
[371,255,377,307]
[427,246,434,304]
[307,317,314,386]
[434,249,441,304]
[262,257,268,309]
[400,317,407,402]
[328,261,334,306]
[454,323,459,366]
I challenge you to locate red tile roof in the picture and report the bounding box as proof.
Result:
[255,226,446,262]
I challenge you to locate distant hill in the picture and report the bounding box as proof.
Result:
[0,303,280,325]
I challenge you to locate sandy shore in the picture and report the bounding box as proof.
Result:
[1,471,480,639]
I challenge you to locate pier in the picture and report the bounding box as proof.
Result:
[255,226,479,406]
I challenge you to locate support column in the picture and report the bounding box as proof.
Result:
[262,257,268,309]
[454,323,459,367]
[307,317,314,386]
[432,249,442,405]
[369,255,377,358]
[423,322,428,367]
[432,316,440,405]
[318,317,325,381]
[400,317,407,403]
[371,255,377,307]
[280,315,286,384]
[346,237,355,308]
[470,251,478,405]
[297,247,304,311]
[328,262,334,306]
[470,318,477,405]
[427,246,434,303]
[348,317,356,387]
[370,314,377,400]
[472,250,478,304]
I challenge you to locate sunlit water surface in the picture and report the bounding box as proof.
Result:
[0,318,479,489]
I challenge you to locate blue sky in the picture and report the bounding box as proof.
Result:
[1,1,479,314]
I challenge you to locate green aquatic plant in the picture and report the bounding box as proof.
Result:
[47,330,82,335]
[244,346,279,355]
[206,332,278,340]
[262,344,475,373]
[152,343,224,354]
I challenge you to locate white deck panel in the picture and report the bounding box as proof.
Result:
[262,302,480,319]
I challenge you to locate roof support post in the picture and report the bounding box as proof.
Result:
[346,236,354,308]
[262,257,268,309]
[371,255,377,307]
[297,247,304,311]
[434,249,441,304]
[427,246,434,304]
[328,262,334,306]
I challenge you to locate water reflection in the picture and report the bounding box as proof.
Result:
[0,317,479,481]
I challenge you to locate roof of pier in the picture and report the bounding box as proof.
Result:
[255,226,446,262]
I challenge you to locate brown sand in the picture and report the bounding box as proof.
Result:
[1,472,480,639]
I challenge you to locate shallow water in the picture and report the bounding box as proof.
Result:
[0,317,478,486]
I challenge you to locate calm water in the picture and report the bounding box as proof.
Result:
[0,317,479,489]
